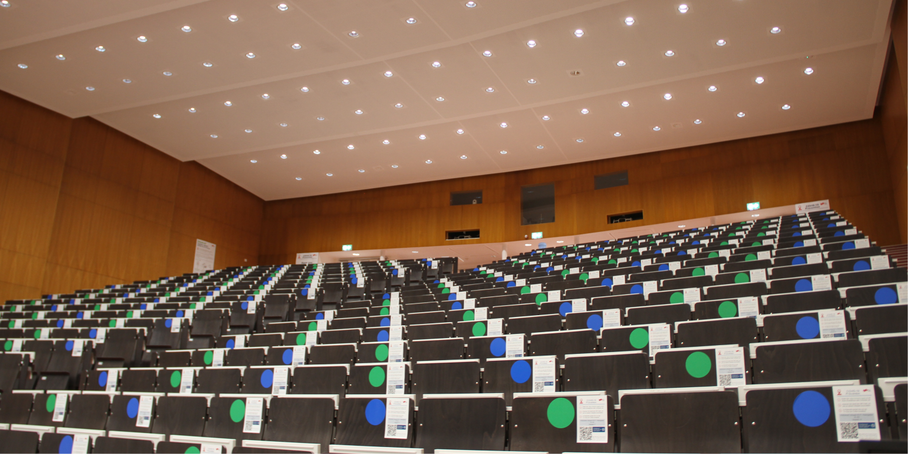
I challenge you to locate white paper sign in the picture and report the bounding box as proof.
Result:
[758,251,771,261]
[243,397,263,434]
[807,253,823,264]
[474,307,488,321]
[572,299,587,313]
[577,395,609,443]
[136,395,153,428]
[531,284,542,294]
[832,385,881,442]
[390,315,402,326]
[547,290,561,302]
[96,328,106,342]
[898,283,907,303]
[612,275,626,285]
[71,339,83,357]
[602,309,621,328]
[384,398,410,440]
[704,265,719,277]
[715,347,746,387]
[870,256,889,270]
[193,239,217,274]
[532,357,556,393]
[738,297,759,318]
[749,269,766,283]
[389,341,405,363]
[487,318,503,336]
[683,288,700,304]
[272,367,289,395]
[588,270,600,279]
[464,298,476,310]
[105,369,118,392]
[292,346,306,367]
[855,239,870,248]
[180,369,193,394]
[200,443,222,454]
[811,275,832,291]
[516,279,526,287]
[648,324,671,357]
[386,363,406,395]
[818,310,847,338]
[506,334,524,358]
[389,326,402,341]
[71,434,89,454]
[643,281,658,298]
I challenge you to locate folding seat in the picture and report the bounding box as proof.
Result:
[403,310,446,326]
[770,275,838,295]
[336,307,370,319]
[562,285,612,302]
[837,268,908,288]
[509,392,614,453]
[741,383,889,452]
[92,436,155,453]
[829,256,893,273]
[652,345,750,388]
[188,309,227,346]
[409,359,480,402]
[226,347,267,367]
[282,330,314,347]
[660,275,714,291]
[0,392,34,425]
[290,365,348,396]
[357,341,408,363]
[769,263,830,280]
[863,333,907,383]
[626,303,690,326]
[752,338,866,384]
[348,363,410,395]
[37,432,93,454]
[482,356,558,406]
[407,338,464,361]
[505,313,561,335]
[0,353,25,395]
[195,368,242,394]
[309,343,357,365]
[28,392,71,427]
[894,382,907,440]
[263,321,297,333]
[405,322,452,340]
[119,369,158,393]
[528,329,598,358]
[764,289,842,313]
[0,430,39,453]
[260,395,336,451]
[329,317,367,330]
[248,333,283,347]
[414,394,505,452]
[844,283,906,307]
[466,334,526,362]
[201,395,265,441]
[241,366,288,394]
[762,309,852,342]
[95,328,144,368]
[334,395,414,449]
[691,297,759,320]
[36,340,91,390]
[486,303,537,321]
[60,392,110,431]
[262,294,293,323]
[676,316,759,348]
[850,303,907,335]
[265,346,305,367]
[151,395,208,436]
[146,319,188,352]
[704,282,768,300]
[156,368,196,394]
[619,388,741,453]
[476,294,519,307]
[106,393,157,433]
[724,259,772,273]
[590,293,645,311]
[600,323,671,356]
[319,328,361,345]
[562,351,650,401]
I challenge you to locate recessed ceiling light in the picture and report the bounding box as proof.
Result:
[804,67,814,75]
[678,4,689,13]
[210,134,218,138]
[85,86,95,91]
[664,93,673,100]
[291,43,301,50]
[250,159,257,163]
[714,39,728,48]
[203,62,213,67]
[348,31,359,38]
[782,104,791,110]
[456,129,465,134]
[181,25,192,33]
[0,1,9,7]
[576,138,584,143]
[382,140,390,145]
[755,76,765,84]
[770,26,782,34]
[358,169,365,173]
[188,107,196,113]
[163,71,173,76]
[485,87,495,92]
[406,17,417,24]
[354,109,363,115]
[391,164,399,168]
[556,240,564,244]
[542,115,550,121]
[295,177,302,181]
[300,86,309,92]
[95,46,105,52]
[652,126,661,131]
[277,3,289,11]
[384,71,393,78]
[313,150,320,155]
[341,79,350,85]
[580,108,589,115]
[693,119,702,124]
[280,154,288,159]
[261,93,270,99]
[418,134,427,140]
[625,17,635,26]
[621,101,630,107]
[664,50,675,57]
[460,155,468,160]
[224,101,232,106]
[280,122,288,127]
[431,61,441,68]
[527,78,537,84]
[55,54,65,61]
[394,103,403,109]
[122,79,132,84]
[466,1,477,7]
[347,145,355,150]
[425,159,433,164]
[152,114,161,119]
[500,122,508,128]
[616,60,627,67]
[524,243,531,247]
[737,111,746,118]
[326,173,333,177]
[574,29,584,38]
[614,132,622,137]
[137,36,148,43]
[245,52,256,59]
[436,96,445,102]
[316,116,325,121]
[244,129,252,133]
[708,85,717,92]
[228,14,239,22]
[482,50,492,57]
[536,145,544,149]
[527,40,537,48]
[499,150,508,155]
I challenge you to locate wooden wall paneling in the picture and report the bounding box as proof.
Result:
[879,42,908,243]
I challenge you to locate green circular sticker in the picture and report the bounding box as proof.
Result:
[307,322,317,331]
[607,259,617,265]
[296,333,307,345]
[368,366,386,387]
[46,394,56,412]
[535,293,547,304]
[185,447,201,454]
[170,370,182,389]
[442,288,451,295]
[375,344,389,362]
[31,313,37,320]
[629,328,649,349]
[7,321,13,329]
[744,253,757,262]
[708,252,719,258]
[472,322,486,337]
[109,320,116,327]
[203,350,213,365]
[591,257,599,264]
[463,310,474,322]
[685,351,712,378]
[93,304,101,311]
[717,301,738,318]
[33,329,40,339]
[382,300,390,307]
[752,242,761,247]
[437,284,445,289]
[380,307,389,315]
[692,267,705,277]
[734,273,750,284]
[229,399,245,423]
[126,311,134,318]
[579,273,589,282]
[669,292,684,304]
[757,232,765,237]
[3,340,11,351]
[561,270,569,278]
[520,286,531,295]
[546,397,575,429]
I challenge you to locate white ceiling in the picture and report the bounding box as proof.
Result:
[0,0,894,201]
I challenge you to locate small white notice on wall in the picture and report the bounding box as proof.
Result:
[295,253,319,265]
[193,239,217,273]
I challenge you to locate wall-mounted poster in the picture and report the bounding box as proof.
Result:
[296,252,319,265]
[193,239,217,273]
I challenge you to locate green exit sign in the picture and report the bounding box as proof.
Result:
[531,232,543,240]
[746,202,760,211]
[342,244,353,251]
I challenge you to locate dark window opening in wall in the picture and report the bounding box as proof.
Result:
[595,170,629,189]
[521,183,555,225]
[451,190,483,206]
[446,230,480,240]
[608,210,643,224]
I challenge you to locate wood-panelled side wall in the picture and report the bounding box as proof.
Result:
[0,91,264,303]
[880,0,907,243]
[261,118,902,265]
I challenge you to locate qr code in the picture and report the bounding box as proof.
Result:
[385,425,397,437]
[533,382,545,393]
[718,375,731,386]
[840,423,858,439]
[579,426,593,441]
